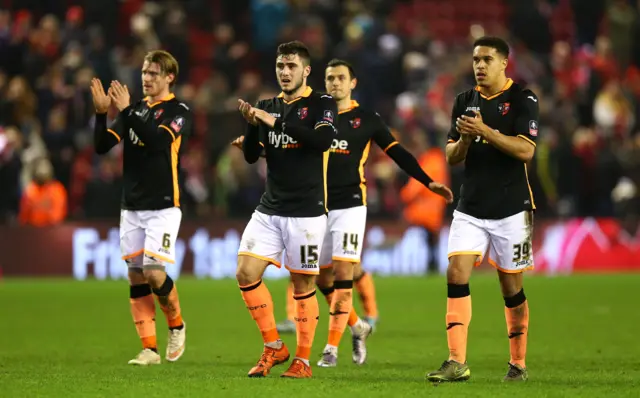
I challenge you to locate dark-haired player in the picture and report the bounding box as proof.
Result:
[235,41,337,379]
[426,36,538,383]
[234,59,454,367]
[91,50,190,365]
[314,59,453,367]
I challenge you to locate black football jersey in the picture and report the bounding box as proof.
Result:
[448,79,539,219]
[254,87,338,217]
[327,101,398,210]
[102,94,192,210]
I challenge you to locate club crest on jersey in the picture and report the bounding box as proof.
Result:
[298,107,308,120]
[529,120,538,136]
[170,116,185,132]
[154,109,164,119]
[498,102,510,116]
[350,118,361,129]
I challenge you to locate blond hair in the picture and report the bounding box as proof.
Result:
[144,50,179,87]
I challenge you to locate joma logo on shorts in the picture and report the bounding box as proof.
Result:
[343,250,357,256]
[247,304,267,310]
[301,263,318,269]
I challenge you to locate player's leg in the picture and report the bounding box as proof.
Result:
[276,236,331,334]
[345,262,372,366]
[498,271,528,381]
[121,210,161,365]
[317,265,335,308]
[318,227,361,368]
[317,267,368,366]
[426,211,489,382]
[275,277,296,333]
[353,262,379,328]
[280,214,327,378]
[488,211,534,381]
[237,211,289,377]
[282,271,319,378]
[320,206,371,367]
[276,245,332,335]
[286,279,295,320]
[315,226,336,307]
[141,207,186,362]
[279,227,334,335]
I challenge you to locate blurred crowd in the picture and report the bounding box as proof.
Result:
[0,0,639,228]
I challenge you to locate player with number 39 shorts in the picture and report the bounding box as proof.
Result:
[426,36,539,383]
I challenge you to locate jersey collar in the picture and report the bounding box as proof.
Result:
[475,78,513,100]
[278,86,313,104]
[145,93,176,108]
[338,100,360,114]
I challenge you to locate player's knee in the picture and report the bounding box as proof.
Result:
[235,256,266,286]
[316,267,334,289]
[128,268,146,285]
[498,271,523,298]
[333,260,355,280]
[142,268,166,289]
[235,266,256,286]
[291,273,316,294]
[447,256,475,284]
[352,262,364,280]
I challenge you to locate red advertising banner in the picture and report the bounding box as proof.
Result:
[0,218,638,279]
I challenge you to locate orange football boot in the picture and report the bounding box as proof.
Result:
[281,358,313,378]
[247,343,290,377]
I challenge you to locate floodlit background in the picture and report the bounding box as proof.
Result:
[0,1,639,396]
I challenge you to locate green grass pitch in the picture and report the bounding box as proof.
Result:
[1,274,639,397]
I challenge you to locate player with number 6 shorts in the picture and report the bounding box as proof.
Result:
[91,50,191,366]
[426,36,539,383]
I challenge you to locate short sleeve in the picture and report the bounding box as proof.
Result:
[371,113,398,152]
[447,95,463,144]
[514,89,539,147]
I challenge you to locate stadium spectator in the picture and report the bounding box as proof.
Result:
[0,126,22,223]
[18,157,67,226]
[0,1,638,224]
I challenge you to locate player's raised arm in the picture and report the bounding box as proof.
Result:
[110,80,190,149]
[372,117,453,203]
[254,95,338,151]
[445,97,472,165]
[91,78,122,154]
[238,99,264,164]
